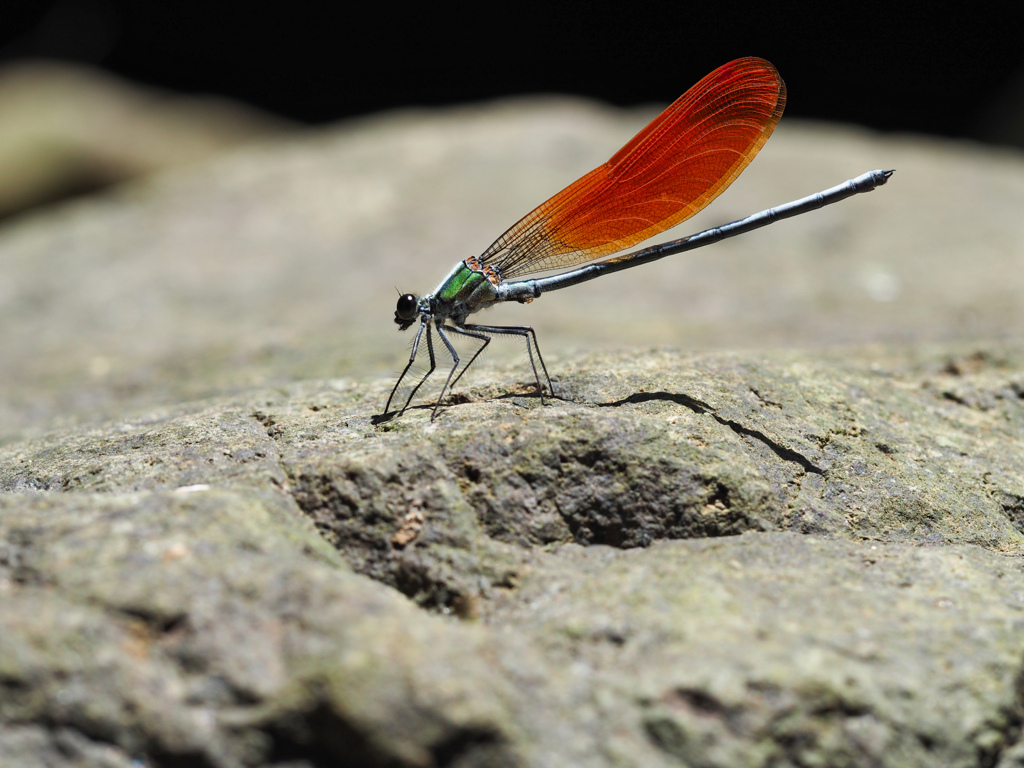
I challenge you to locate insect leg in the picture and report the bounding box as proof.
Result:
[461,323,554,401]
[383,319,436,416]
[431,323,462,420]
[444,325,492,394]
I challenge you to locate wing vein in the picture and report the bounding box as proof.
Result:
[479,57,786,279]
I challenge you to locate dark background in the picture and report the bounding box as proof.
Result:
[2,0,1024,146]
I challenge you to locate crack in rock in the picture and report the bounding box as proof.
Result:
[710,414,825,476]
[604,390,825,475]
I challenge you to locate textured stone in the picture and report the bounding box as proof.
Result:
[2,83,1024,767]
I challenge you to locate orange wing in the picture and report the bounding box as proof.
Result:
[480,57,786,279]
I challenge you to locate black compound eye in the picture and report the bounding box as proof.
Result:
[396,294,418,321]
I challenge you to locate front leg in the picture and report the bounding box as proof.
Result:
[383,318,436,416]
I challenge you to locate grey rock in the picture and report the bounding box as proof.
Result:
[3,343,1024,767]
[3,93,1024,442]
[2,90,1024,767]
[0,61,293,219]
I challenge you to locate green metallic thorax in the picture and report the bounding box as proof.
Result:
[437,263,486,302]
[433,261,498,324]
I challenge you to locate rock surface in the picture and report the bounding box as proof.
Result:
[3,91,1024,442]
[2,87,1024,768]
[0,61,294,220]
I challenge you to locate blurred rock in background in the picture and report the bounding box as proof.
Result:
[0,60,294,220]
